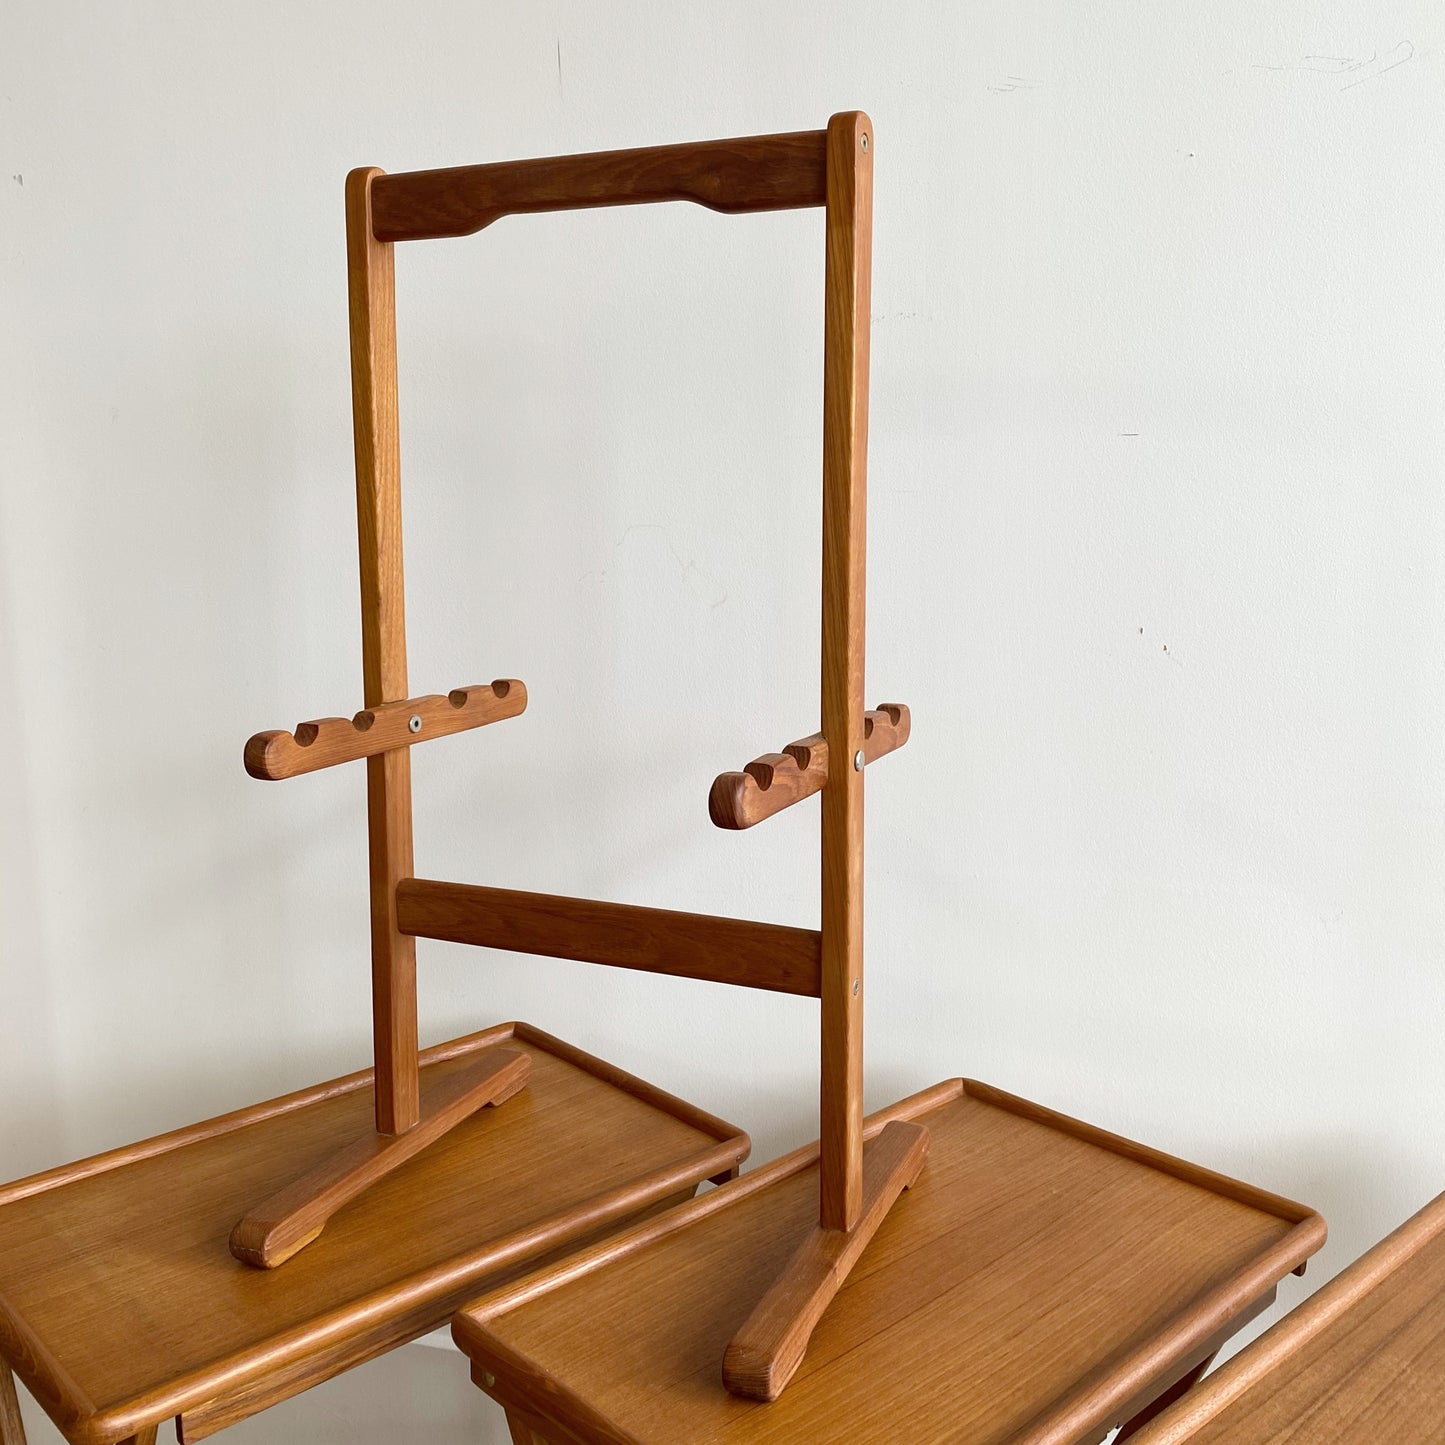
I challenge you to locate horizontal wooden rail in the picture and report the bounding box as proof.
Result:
[245,680,525,781]
[369,129,828,243]
[709,703,910,830]
[396,879,822,997]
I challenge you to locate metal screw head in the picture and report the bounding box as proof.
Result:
[408,714,422,734]
[853,749,865,771]
[860,132,869,152]
[482,1371,496,1389]
[852,979,860,996]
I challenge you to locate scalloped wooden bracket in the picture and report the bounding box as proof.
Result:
[244,679,527,781]
[708,702,910,830]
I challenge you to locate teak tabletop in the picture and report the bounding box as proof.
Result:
[0,1023,748,1445]
[454,1079,1325,1445]
[1133,1189,1445,1443]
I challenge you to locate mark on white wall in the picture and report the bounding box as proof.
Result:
[987,75,1042,95]
[581,523,729,610]
[1253,41,1415,90]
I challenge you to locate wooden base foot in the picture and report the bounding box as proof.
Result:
[722,1119,929,1402]
[0,1358,26,1445]
[230,1048,530,1268]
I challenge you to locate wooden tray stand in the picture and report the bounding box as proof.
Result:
[235,109,913,1395]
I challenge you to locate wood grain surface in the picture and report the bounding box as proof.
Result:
[1133,1189,1445,1443]
[345,164,418,1136]
[396,880,823,997]
[229,1047,530,1268]
[817,110,873,1235]
[721,1118,928,1400]
[0,1023,748,1445]
[244,680,526,780]
[370,129,828,242]
[455,1080,1324,1444]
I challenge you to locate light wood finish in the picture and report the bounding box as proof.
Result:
[244,680,525,781]
[369,130,829,242]
[0,1357,24,1445]
[396,880,823,998]
[238,121,898,1254]
[184,1183,703,1443]
[721,1119,928,1400]
[454,1081,1325,1444]
[346,164,419,1139]
[1132,1189,1445,1443]
[229,1047,529,1267]
[817,110,873,1238]
[0,1024,748,1445]
[708,703,909,830]
[234,114,905,1395]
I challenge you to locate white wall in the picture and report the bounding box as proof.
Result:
[2,1,1443,1438]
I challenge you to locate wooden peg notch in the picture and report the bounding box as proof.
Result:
[244,679,526,780]
[708,703,910,830]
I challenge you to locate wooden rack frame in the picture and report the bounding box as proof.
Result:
[236,111,910,1399]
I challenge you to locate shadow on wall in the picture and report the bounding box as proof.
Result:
[0,503,63,1179]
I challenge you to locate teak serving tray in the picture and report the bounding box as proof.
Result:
[0,1023,748,1445]
[455,1079,1325,1445]
[1134,1189,1445,1443]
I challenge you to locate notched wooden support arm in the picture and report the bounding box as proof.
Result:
[244,679,526,780]
[708,703,910,830]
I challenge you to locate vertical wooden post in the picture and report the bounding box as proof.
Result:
[346,168,420,1136]
[817,112,873,1233]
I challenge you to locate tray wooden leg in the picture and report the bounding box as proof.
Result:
[230,1047,530,1267]
[1113,1351,1217,1442]
[722,1119,929,1401]
[505,1409,552,1445]
[0,1359,26,1445]
[0,1359,160,1445]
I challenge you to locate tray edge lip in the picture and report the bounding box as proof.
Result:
[0,1022,520,1207]
[451,1076,1328,1445]
[958,1079,1320,1226]
[0,1022,751,1444]
[1127,1189,1445,1443]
